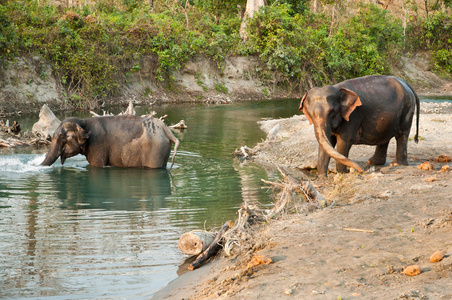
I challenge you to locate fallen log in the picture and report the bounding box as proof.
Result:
[178,230,215,255]
[189,220,232,271]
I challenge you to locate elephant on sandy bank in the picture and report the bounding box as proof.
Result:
[41,115,179,169]
[299,75,420,176]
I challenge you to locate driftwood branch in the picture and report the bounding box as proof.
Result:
[262,165,327,218]
[0,137,28,148]
[169,120,187,129]
[189,220,232,270]
[342,228,375,233]
[233,145,256,159]
[120,100,136,115]
[184,167,326,260]
[223,203,265,256]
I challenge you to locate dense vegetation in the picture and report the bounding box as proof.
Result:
[0,0,451,108]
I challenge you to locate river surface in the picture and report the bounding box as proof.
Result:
[0,99,301,299]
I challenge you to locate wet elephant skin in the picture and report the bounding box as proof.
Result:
[41,115,179,169]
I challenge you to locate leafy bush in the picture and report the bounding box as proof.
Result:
[0,5,18,60]
[241,3,405,88]
[421,12,452,75]
[1,0,450,109]
[322,4,404,80]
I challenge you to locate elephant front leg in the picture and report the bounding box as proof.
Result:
[391,134,409,166]
[368,142,389,165]
[317,135,336,176]
[335,138,352,173]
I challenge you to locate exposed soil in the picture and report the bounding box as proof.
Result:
[154,98,452,299]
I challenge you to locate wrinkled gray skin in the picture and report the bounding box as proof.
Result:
[299,75,420,176]
[41,115,179,169]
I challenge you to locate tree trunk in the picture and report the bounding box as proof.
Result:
[178,231,216,255]
[239,0,266,40]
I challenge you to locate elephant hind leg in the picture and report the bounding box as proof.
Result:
[368,142,389,165]
[390,134,409,166]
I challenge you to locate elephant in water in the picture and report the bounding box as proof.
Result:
[299,75,420,176]
[41,115,179,169]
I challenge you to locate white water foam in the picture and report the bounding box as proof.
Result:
[0,154,47,173]
[0,154,88,174]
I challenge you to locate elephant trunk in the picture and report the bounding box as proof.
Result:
[314,124,364,173]
[41,140,61,166]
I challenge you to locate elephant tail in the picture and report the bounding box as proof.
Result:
[406,81,420,144]
[162,124,179,171]
[414,91,420,144]
[169,137,180,171]
[397,77,420,144]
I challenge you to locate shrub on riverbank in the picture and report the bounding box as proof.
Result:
[0,0,451,109]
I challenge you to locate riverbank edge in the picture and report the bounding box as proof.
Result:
[151,101,452,300]
[1,52,451,117]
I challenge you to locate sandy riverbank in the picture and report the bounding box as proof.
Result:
[153,99,452,300]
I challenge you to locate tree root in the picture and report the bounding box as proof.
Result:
[262,165,327,215]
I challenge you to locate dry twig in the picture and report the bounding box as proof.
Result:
[262,166,327,218]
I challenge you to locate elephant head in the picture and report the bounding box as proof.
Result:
[299,86,364,173]
[41,119,90,166]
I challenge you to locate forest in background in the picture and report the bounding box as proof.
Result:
[0,0,451,109]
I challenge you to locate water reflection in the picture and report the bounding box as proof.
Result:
[54,167,172,211]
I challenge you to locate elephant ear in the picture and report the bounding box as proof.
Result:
[339,88,362,122]
[299,91,313,125]
[75,124,90,153]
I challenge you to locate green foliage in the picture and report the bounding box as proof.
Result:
[1,0,450,109]
[323,4,404,80]
[241,3,404,87]
[268,0,308,16]
[444,0,452,7]
[421,11,452,75]
[214,82,227,94]
[0,5,19,59]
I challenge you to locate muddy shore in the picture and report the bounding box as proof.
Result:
[153,98,452,299]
